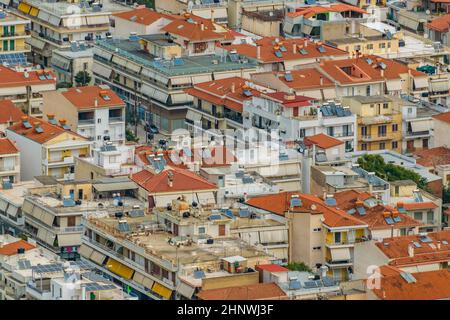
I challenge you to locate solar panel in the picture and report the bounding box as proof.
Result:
[279,153,289,161]
[274,51,283,58]
[242,176,254,184]
[356,206,366,216]
[385,217,394,225]
[303,281,318,289]
[33,264,64,274]
[400,272,416,283]
[38,74,47,81]
[299,48,308,55]
[152,61,163,68]
[315,153,328,163]
[174,58,185,66]
[347,209,356,215]
[45,74,53,80]
[239,209,249,218]
[317,46,326,53]
[290,198,302,207]
[193,270,205,279]
[413,192,423,202]
[284,73,294,82]
[208,214,222,221]
[229,54,239,62]
[243,89,253,97]
[378,62,387,70]
[62,124,71,130]
[366,58,373,65]
[118,222,131,232]
[0,53,28,66]
[398,207,406,213]
[18,260,32,270]
[48,119,58,125]
[235,171,244,178]
[35,127,44,133]
[322,277,336,287]
[325,198,337,206]
[335,107,345,117]
[223,210,234,219]
[289,280,301,290]
[129,209,145,218]
[393,216,401,223]
[419,235,432,243]
[279,46,287,52]
[443,240,449,245]
[23,121,32,129]
[84,283,117,292]
[413,241,422,248]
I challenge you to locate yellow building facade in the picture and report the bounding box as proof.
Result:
[0,12,30,54]
[343,96,402,152]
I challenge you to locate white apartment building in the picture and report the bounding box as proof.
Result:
[51,45,94,86]
[0,138,20,186]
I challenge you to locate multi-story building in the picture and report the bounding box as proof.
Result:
[6,116,91,181]
[240,9,284,37]
[246,192,370,281]
[51,45,93,86]
[283,2,367,40]
[42,85,126,147]
[303,133,353,166]
[342,95,402,152]
[0,66,56,118]
[0,100,26,135]
[92,31,258,135]
[14,0,130,66]
[0,9,30,66]
[0,138,20,186]
[432,111,450,149]
[414,147,450,186]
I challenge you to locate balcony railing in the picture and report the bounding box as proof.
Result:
[78,119,95,125]
[405,130,429,137]
[109,116,124,123]
[360,134,393,142]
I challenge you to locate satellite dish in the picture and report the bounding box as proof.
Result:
[426,10,431,15]
[423,33,429,39]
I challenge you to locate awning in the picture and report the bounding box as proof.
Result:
[93,48,113,61]
[242,231,260,246]
[170,93,190,104]
[18,2,31,14]
[86,15,110,25]
[133,272,154,290]
[196,192,215,205]
[171,77,192,86]
[26,37,46,50]
[141,83,156,97]
[302,24,313,35]
[37,228,47,242]
[93,181,138,192]
[48,15,62,27]
[22,200,34,214]
[176,281,195,299]
[153,73,168,85]
[398,15,420,31]
[154,194,181,207]
[105,258,134,280]
[92,63,112,79]
[192,74,212,84]
[6,204,18,218]
[37,10,50,22]
[141,68,155,79]
[283,21,294,34]
[39,210,55,226]
[52,55,70,71]
[152,282,172,299]
[126,61,141,73]
[153,89,169,104]
[0,198,8,212]
[186,109,202,122]
[78,244,94,259]
[322,88,336,100]
[386,79,402,92]
[57,234,81,247]
[112,55,127,66]
[90,250,107,265]
[259,230,288,244]
[330,247,351,261]
[410,120,430,132]
[430,79,449,92]
[413,77,429,89]
[214,71,241,80]
[299,89,322,100]
[29,7,39,17]
[283,60,302,70]
[46,232,56,246]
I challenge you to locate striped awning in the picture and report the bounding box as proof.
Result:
[152,282,172,299]
[176,281,195,299]
[105,258,134,280]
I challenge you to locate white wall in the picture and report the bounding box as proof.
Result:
[5,130,41,181]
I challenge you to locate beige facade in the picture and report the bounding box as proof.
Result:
[433,117,450,148]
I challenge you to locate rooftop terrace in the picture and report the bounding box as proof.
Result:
[23,0,129,16]
[95,39,258,77]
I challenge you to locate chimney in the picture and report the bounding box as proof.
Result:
[21,115,28,124]
[304,40,308,48]
[256,45,261,60]
[167,171,174,188]
[47,113,55,120]
[437,241,441,250]
[24,71,29,78]
[231,82,235,93]
[94,98,98,107]
[320,76,323,86]
[293,43,297,54]
[59,119,67,128]
[408,242,414,257]
[380,68,385,77]
[200,22,204,31]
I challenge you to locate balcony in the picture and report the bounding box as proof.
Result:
[360,134,393,142]
[78,119,95,126]
[109,116,124,123]
[405,130,430,137]
[325,259,353,268]
[359,115,393,125]
[47,156,75,165]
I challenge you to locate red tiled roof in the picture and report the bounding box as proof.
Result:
[372,268,450,300]
[264,92,314,107]
[414,146,450,167]
[0,66,55,88]
[112,8,174,25]
[222,37,348,63]
[61,86,125,110]
[131,168,217,194]
[427,14,450,32]
[246,192,367,228]
[0,138,19,155]
[255,264,289,272]
[304,133,343,149]
[287,3,366,18]
[432,111,450,124]
[197,282,287,300]
[162,18,223,41]
[375,230,450,267]
[256,69,334,91]
[0,240,35,256]
[0,100,25,125]
[402,202,438,210]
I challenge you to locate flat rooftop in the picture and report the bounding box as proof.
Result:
[0,181,40,206]
[95,39,258,77]
[348,95,394,104]
[54,48,93,59]
[86,214,268,265]
[23,0,130,16]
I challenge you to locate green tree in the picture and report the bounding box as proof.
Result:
[286,262,312,272]
[74,71,92,86]
[443,183,450,204]
[56,81,72,89]
[126,129,139,143]
[135,0,155,8]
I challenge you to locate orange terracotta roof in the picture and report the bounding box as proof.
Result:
[318,55,424,85]
[61,86,125,110]
[262,69,334,90]
[112,8,174,25]
[264,92,315,107]
[414,146,450,167]
[375,230,450,267]
[402,202,438,210]
[197,282,287,300]
[304,133,343,149]
[162,18,223,41]
[0,240,35,256]
[372,269,450,300]
[246,191,367,228]
[7,116,86,144]
[432,111,450,124]
[0,66,55,88]
[427,14,450,32]
[0,138,19,155]
[131,168,217,194]
[222,37,348,63]
[185,77,260,113]
[287,3,366,18]
[0,100,25,125]
[255,264,289,272]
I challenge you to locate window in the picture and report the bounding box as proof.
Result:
[367,44,373,50]
[379,42,386,49]
[299,128,306,138]
[392,141,398,149]
[378,125,387,137]
[198,227,206,234]
[343,125,350,136]
[361,143,367,151]
[387,42,391,48]
[392,124,398,132]
[313,246,322,250]
[379,142,385,149]
[67,216,76,227]
[194,42,207,53]
[361,126,367,136]
[408,108,412,114]
[162,268,169,280]
[414,211,423,220]
[383,103,389,109]
[327,127,334,137]
[370,104,374,108]
[313,228,322,232]
[366,85,370,96]
[334,232,341,244]
[427,211,434,223]
[97,135,101,140]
